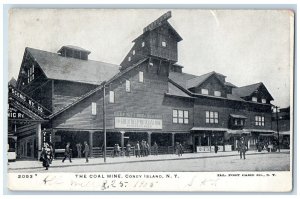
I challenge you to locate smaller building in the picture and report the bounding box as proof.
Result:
[272,106,290,149]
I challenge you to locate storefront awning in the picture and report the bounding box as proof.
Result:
[227,129,251,135]
[229,114,247,119]
[191,127,228,132]
[275,131,290,135]
[244,129,275,134]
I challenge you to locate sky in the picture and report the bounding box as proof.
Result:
[8,9,293,108]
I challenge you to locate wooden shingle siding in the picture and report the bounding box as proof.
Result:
[194,97,272,130]
[53,62,192,133]
[52,80,97,113]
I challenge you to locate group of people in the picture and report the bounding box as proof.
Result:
[40,141,90,170]
[175,142,184,156]
[256,140,278,152]
[134,140,158,157]
[63,141,90,163]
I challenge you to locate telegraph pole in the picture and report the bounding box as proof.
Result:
[103,81,107,162]
[275,106,280,152]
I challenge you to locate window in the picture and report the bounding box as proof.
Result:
[201,89,209,95]
[184,111,189,124]
[205,111,219,124]
[252,97,257,102]
[27,65,35,83]
[125,80,130,92]
[132,50,135,55]
[173,109,189,124]
[173,110,178,123]
[214,91,221,97]
[149,62,154,66]
[128,56,131,61]
[139,71,144,82]
[261,98,266,104]
[109,91,115,103]
[255,116,265,126]
[142,42,145,47]
[178,110,183,124]
[162,41,167,47]
[91,102,97,115]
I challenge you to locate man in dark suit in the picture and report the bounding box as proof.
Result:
[62,142,72,163]
[83,141,90,163]
[238,137,248,159]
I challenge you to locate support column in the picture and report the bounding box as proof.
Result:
[120,131,125,152]
[147,132,152,155]
[36,123,42,160]
[89,131,94,157]
[172,133,175,154]
[208,136,211,152]
[248,139,251,150]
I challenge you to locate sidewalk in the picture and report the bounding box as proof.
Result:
[8,149,290,171]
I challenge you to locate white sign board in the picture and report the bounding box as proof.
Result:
[115,117,162,129]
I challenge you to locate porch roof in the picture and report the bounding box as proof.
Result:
[191,127,228,132]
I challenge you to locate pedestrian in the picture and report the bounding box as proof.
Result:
[76,143,82,158]
[175,142,179,156]
[179,143,183,156]
[40,144,50,170]
[48,142,54,164]
[238,137,247,159]
[62,142,72,163]
[135,141,140,158]
[146,142,150,156]
[125,143,131,157]
[214,143,219,154]
[116,144,121,157]
[113,144,118,158]
[140,140,144,157]
[83,141,90,163]
[153,142,158,156]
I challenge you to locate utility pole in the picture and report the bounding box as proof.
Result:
[275,106,280,152]
[103,81,107,162]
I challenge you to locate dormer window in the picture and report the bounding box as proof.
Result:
[214,91,221,97]
[162,41,167,47]
[132,50,135,55]
[128,56,131,62]
[262,98,266,104]
[201,89,209,95]
[252,97,257,102]
[142,42,145,47]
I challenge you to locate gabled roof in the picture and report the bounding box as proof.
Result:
[133,11,183,42]
[169,71,197,89]
[166,82,193,98]
[26,47,120,85]
[232,82,274,100]
[186,71,226,89]
[232,82,262,97]
[225,81,237,88]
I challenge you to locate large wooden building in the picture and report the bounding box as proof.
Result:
[8,11,275,159]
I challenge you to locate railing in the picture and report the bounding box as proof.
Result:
[91,145,194,157]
